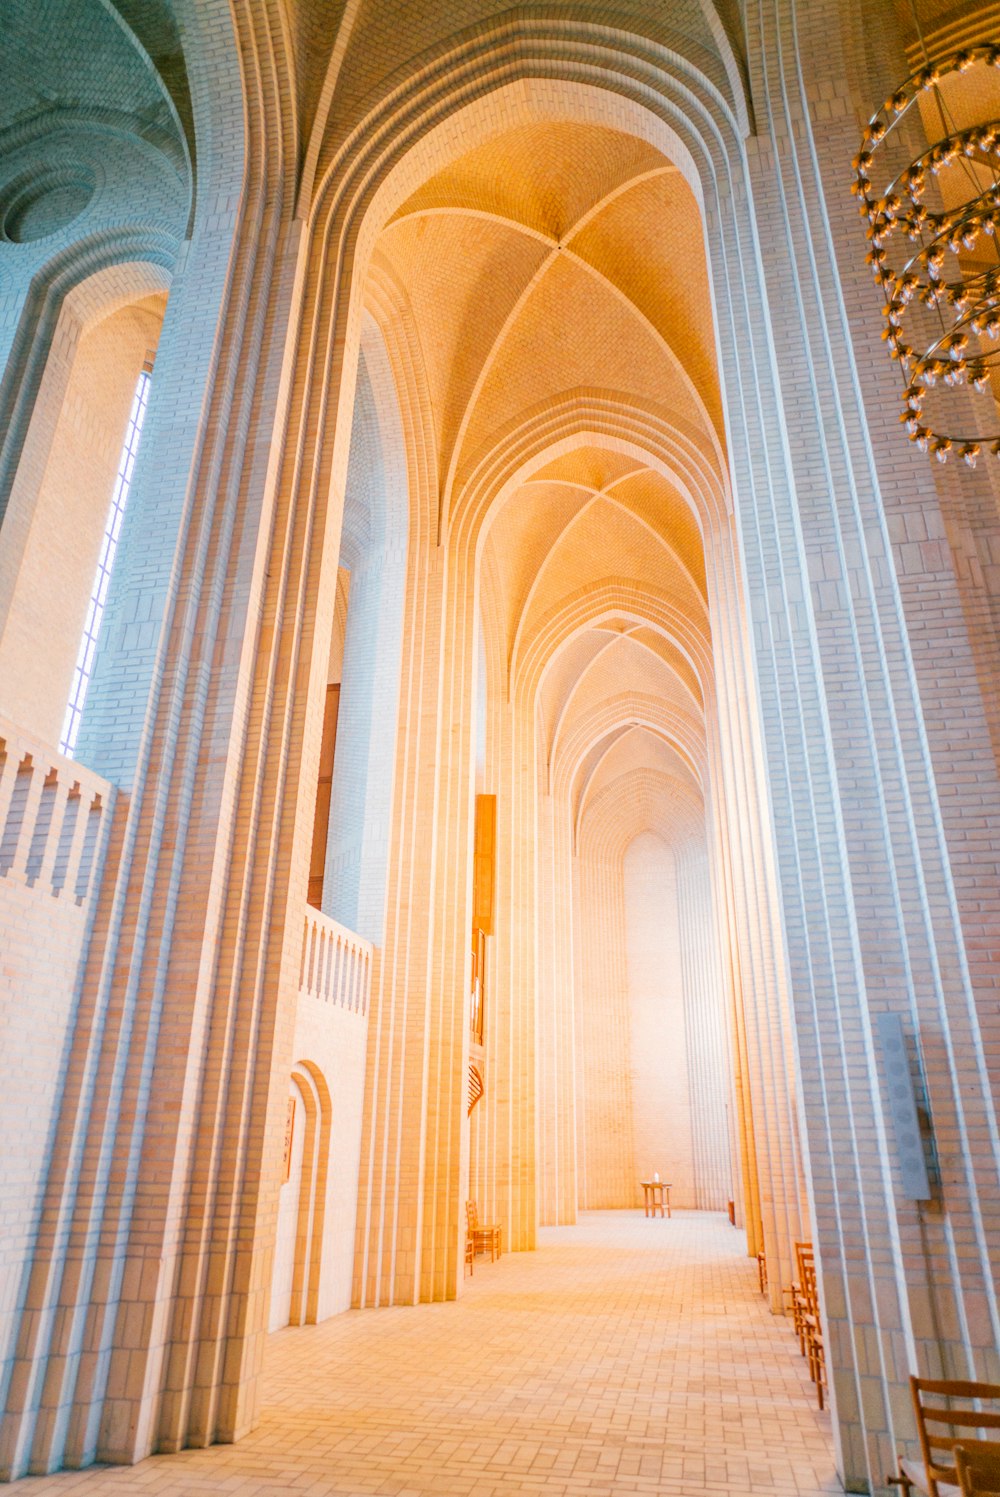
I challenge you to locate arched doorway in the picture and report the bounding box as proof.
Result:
[268,1062,332,1330]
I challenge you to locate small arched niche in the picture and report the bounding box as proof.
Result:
[269,1061,333,1331]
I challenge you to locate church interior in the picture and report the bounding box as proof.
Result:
[0,1,998,1494]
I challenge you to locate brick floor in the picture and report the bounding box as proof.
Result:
[18,1212,839,1497]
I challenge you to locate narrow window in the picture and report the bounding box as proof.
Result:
[60,365,151,757]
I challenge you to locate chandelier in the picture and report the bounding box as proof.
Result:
[853,44,1000,465]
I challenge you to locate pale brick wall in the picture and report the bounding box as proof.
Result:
[269,1081,306,1332]
[575,850,633,1208]
[268,936,371,1331]
[292,1001,369,1319]
[0,721,115,1387]
[624,833,697,1207]
[677,845,732,1211]
[0,6,998,1494]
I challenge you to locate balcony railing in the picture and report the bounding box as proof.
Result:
[298,908,373,1015]
[0,718,115,905]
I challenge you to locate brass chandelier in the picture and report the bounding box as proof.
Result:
[853,44,1000,465]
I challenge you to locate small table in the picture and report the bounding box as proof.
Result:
[640,1180,672,1218]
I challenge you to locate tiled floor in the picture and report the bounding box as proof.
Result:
[19,1212,839,1497]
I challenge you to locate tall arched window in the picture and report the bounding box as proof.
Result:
[61,364,151,755]
[0,269,167,754]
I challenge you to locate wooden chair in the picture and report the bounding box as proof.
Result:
[888,1377,1000,1496]
[756,1249,767,1295]
[955,1440,1000,1496]
[782,1241,826,1408]
[798,1254,826,1410]
[787,1241,814,1355]
[464,1235,475,1277]
[466,1200,502,1261]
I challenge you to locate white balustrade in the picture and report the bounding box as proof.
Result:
[299,908,373,1016]
[0,717,115,905]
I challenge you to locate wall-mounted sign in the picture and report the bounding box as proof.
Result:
[876,1013,931,1201]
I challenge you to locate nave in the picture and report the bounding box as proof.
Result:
[19,1216,837,1497]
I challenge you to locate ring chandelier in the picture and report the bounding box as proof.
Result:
[853,44,1000,465]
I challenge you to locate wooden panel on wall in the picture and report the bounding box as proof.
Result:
[472,792,496,935]
[308,682,341,908]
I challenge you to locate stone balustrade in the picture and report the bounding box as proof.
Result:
[0,716,115,904]
[298,907,373,1015]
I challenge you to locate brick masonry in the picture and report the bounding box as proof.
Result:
[0,3,997,1495]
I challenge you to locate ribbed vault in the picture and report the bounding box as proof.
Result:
[360,99,723,889]
[357,94,735,1232]
[368,110,725,531]
[341,44,787,1312]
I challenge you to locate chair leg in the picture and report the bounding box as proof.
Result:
[807,1340,826,1410]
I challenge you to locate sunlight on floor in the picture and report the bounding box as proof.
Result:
[19,1212,839,1497]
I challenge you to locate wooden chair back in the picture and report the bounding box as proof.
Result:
[465,1199,502,1261]
[789,1242,815,1343]
[958,1437,1000,1497]
[911,1378,1000,1496]
[955,1440,1000,1496]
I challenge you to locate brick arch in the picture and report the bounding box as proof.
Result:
[273,5,790,1322]
[279,56,750,623]
[300,3,751,208]
[338,311,410,567]
[0,234,178,529]
[515,582,716,707]
[307,33,746,227]
[552,692,708,803]
[571,727,704,851]
[545,636,706,766]
[0,255,171,743]
[98,0,196,173]
[578,764,706,862]
[455,399,728,561]
[285,1060,334,1327]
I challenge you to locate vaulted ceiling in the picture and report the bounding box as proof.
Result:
[366,113,723,857]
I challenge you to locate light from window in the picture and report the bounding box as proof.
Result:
[60,368,151,758]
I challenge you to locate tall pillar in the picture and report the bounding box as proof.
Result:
[353,539,473,1304]
[535,784,578,1225]
[473,692,538,1252]
[0,2,317,1475]
[734,4,1000,1486]
[703,525,808,1303]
